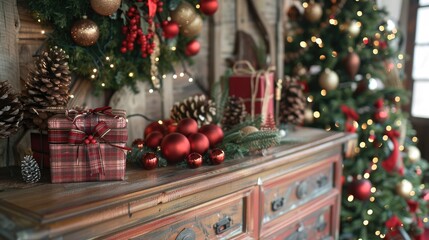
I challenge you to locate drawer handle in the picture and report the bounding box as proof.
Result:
[213,217,232,235]
[271,197,284,212]
[296,181,308,199]
[317,175,328,188]
[316,215,327,232]
[176,228,196,240]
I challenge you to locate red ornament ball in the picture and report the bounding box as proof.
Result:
[199,124,224,148]
[132,138,145,148]
[188,133,210,154]
[145,131,164,149]
[144,121,168,138]
[177,118,198,136]
[349,179,372,200]
[374,109,388,123]
[200,0,218,15]
[186,152,203,169]
[141,152,158,170]
[162,119,178,133]
[162,21,179,39]
[210,148,225,165]
[161,133,191,164]
[185,39,200,56]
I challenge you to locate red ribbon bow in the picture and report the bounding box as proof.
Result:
[341,105,359,133]
[386,215,402,229]
[382,130,404,175]
[68,121,111,176]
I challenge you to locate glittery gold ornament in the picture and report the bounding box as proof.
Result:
[304,2,323,23]
[70,16,100,47]
[407,145,421,163]
[348,20,361,37]
[181,14,203,37]
[240,126,259,136]
[396,179,413,198]
[90,0,121,16]
[319,68,339,91]
[170,1,197,26]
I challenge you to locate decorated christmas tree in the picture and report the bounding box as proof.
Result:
[283,0,428,239]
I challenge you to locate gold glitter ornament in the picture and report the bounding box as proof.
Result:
[70,16,100,47]
[90,0,121,16]
[304,2,323,23]
[396,179,413,198]
[170,1,197,26]
[181,14,203,37]
[240,126,259,136]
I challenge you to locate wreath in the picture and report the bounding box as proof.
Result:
[26,0,218,94]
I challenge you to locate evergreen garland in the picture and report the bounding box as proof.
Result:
[26,0,203,94]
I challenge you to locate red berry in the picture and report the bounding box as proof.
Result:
[84,139,90,144]
[87,135,94,140]
[91,139,97,144]
[120,47,127,53]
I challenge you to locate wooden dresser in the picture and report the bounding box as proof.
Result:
[0,127,355,240]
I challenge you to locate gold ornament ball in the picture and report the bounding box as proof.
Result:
[304,2,323,23]
[348,20,361,37]
[396,179,413,198]
[71,17,100,47]
[241,126,259,136]
[90,0,121,16]
[170,1,197,26]
[319,68,339,91]
[408,145,421,163]
[304,108,314,124]
[181,14,203,37]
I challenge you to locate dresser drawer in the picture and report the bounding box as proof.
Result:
[105,187,258,240]
[264,194,338,240]
[262,155,337,225]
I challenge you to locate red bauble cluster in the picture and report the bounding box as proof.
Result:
[200,0,218,15]
[161,132,191,164]
[162,21,179,39]
[185,39,201,56]
[199,124,224,148]
[142,118,225,168]
[120,5,156,58]
[209,148,225,165]
[186,152,203,168]
[349,179,372,201]
[141,152,158,170]
[373,98,389,123]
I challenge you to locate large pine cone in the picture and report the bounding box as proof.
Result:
[21,46,71,129]
[0,81,23,138]
[170,94,217,126]
[279,77,306,125]
[221,96,247,130]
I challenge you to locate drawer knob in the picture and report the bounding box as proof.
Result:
[213,217,232,235]
[271,197,284,212]
[317,175,328,188]
[176,228,196,240]
[296,181,308,199]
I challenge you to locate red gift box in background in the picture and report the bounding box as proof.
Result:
[47,107,128,183]
[229,61,275,120]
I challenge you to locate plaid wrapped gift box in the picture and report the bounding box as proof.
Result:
[48,107,128,183]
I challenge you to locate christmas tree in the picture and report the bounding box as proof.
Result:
[283,0,428,239]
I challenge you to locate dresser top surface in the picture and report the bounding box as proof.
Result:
[0,127,354,224]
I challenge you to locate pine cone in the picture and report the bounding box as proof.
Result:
[221,96,247,130]
[170,94,217,126]
[0,81,23,138]
[21,155,41,183]
[21,46,71,129]
[279,77,306,125]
